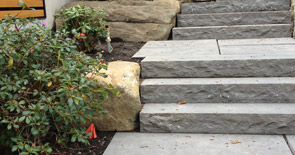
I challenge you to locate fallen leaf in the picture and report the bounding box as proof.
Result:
[140,146,149,148]
[177,100,186,105]
[47,81,52,87]
[231,140,241,144]
[182,142,187,144]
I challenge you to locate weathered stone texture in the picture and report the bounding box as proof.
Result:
[140,78,295,103]
[178,11,292,27]
[140,104,295,134]
[181,0,291,14]
[59,0,180,42]
[109,22,174,42]
[87,61,141,131]
[104,133,292,155]
[173,24,292,40]
[141,55,295,78]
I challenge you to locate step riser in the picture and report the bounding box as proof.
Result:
[141,58,295,78]
[141,83,295,103]
[178,11,292,27]
[140,113,295,134]
[173,24,292,40]
[181,0,290,14]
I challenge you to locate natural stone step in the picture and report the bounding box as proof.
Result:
[219,38,295,55]
[140,103,295,134]
[181,0,290,14]
[132,40,219,58]
[172,24,292,40]
[141,54,295,78]
[104,133,292,155]
[140,77,295,103]
[178,11,292,27]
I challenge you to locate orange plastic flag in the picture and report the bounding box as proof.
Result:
[86,123,97,139]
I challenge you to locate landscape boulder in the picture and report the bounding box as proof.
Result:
[58,0,180,41]
[86,61,141,131]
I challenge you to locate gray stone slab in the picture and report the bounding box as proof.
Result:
[140,77,295,103]
[181,0,291,14]
[132,40,219,58]
[286,135,295,154]
[219,38,295,46]
[141,54,295,78]
[178,11,292,27]
[173,24,292,40]
[140,103,295,134]
[218,38,295,55]
[104,133,292,155]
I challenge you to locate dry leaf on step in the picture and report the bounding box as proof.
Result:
[177,100,186,105]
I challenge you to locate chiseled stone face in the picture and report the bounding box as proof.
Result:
[173,24,293,40]
[181,0,291,14]
[178,11,292,27]
[141,77,295,103]
[140,103,295,134]
[87,61,141,131]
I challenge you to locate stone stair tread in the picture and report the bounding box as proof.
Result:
[103,133,292,155]
[181,0,290,14]
[219,38,295,46]
[178,11,292,27]
[141,103,295,114]
[132,40,219,58]
[173,24,292,40]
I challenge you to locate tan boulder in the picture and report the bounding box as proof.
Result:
[109,22,174,42]
[87,61,141,131]
[63,1,179,24]
[58,0,179,42]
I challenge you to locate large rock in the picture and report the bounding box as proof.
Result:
[59,0,179,42]
[87,61,141,131]
[109,22,174,42]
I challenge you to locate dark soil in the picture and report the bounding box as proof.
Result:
[51,131,116,155]
[88,41,146,63]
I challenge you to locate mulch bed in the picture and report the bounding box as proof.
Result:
[88,41,146,63]
[51,131,116,155]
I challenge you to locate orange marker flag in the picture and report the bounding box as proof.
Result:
[86,123,97,139]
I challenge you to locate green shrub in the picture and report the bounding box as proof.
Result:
[0,13,118,154]
[55,5,108,52]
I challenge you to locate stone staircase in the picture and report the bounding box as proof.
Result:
[173,0,293,40]
[134,38,295,135]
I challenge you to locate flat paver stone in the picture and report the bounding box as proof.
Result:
[103,133,292,155]
[286,135,295,154]
[132,40,219,58]
[219,38,295,55]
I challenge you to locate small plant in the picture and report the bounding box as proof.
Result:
[55,5,108,52]
[0,5,119,155]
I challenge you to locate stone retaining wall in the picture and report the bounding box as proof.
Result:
[57,0,180,42]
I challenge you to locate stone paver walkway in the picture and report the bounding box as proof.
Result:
[104,133,294,155]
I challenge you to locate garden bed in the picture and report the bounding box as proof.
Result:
[88,41,146,63]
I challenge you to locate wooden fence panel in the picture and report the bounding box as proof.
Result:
[0,0,45,19]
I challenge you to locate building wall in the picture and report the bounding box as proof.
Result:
[44,0,77,28]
